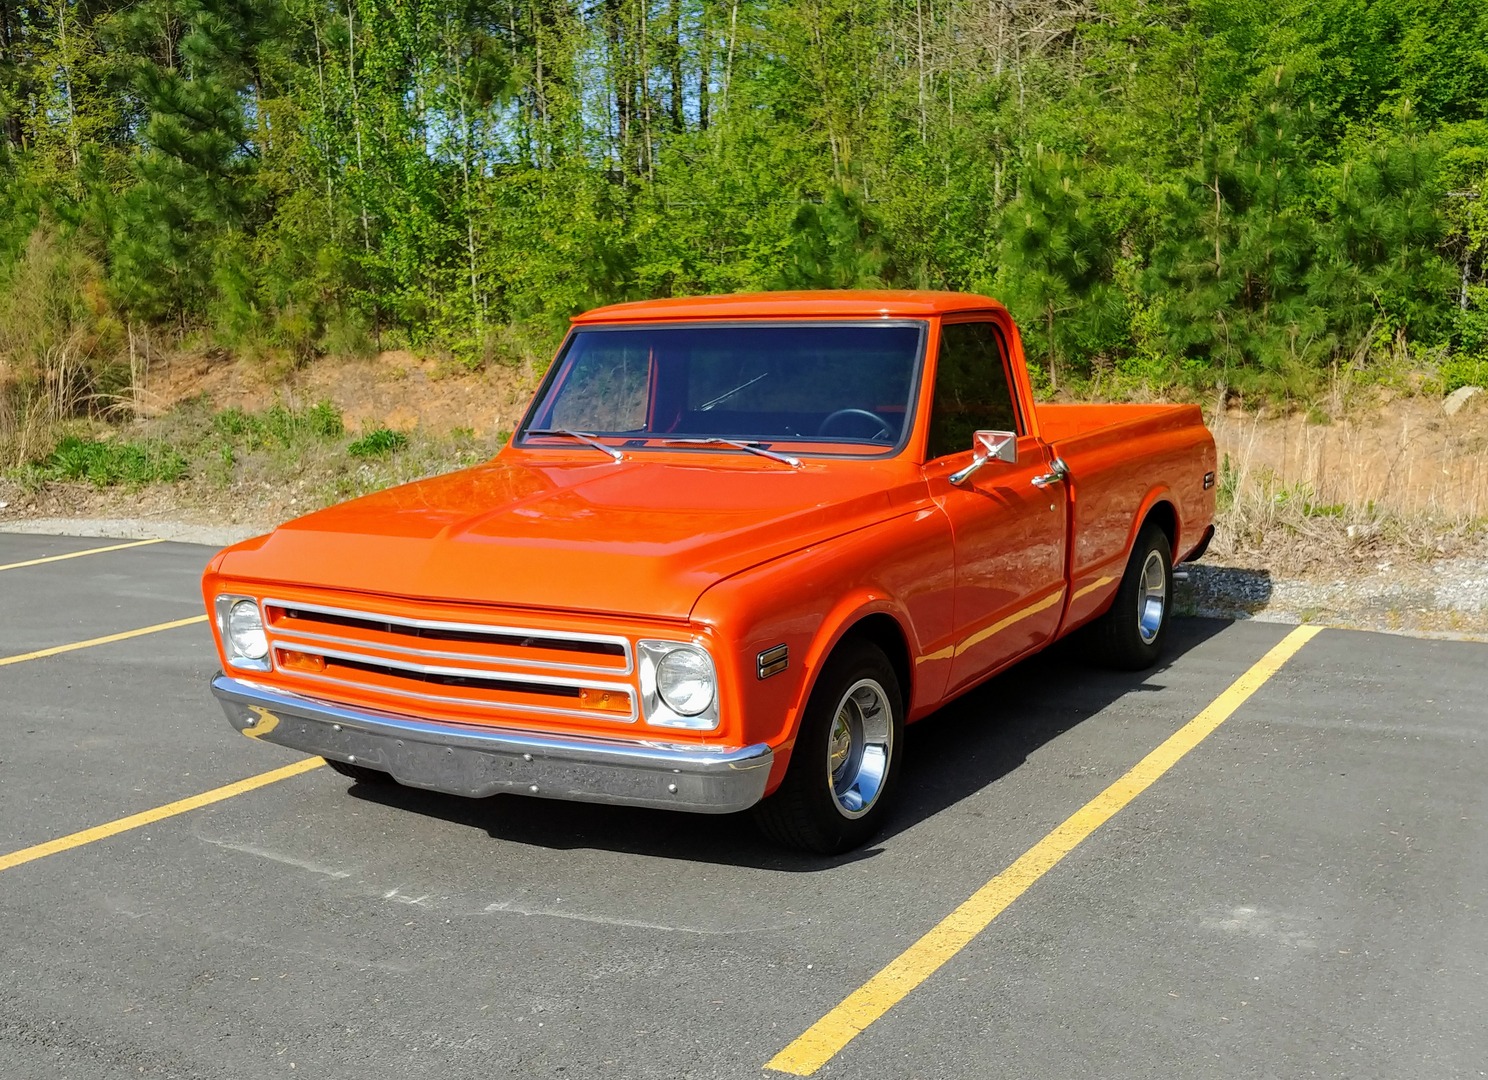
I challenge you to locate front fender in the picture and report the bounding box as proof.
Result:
[689,507,955,794]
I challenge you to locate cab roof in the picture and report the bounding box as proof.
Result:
[571,290,1008,324]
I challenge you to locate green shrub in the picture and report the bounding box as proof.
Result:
[212,406,254,438]
[306,400,345,438]
[322,312,376,359]
[348,427,409,458]
[1439,355,1488,394]
[210,400,344,448]
[44,436,188,488]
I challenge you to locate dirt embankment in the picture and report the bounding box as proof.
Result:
[141,350,539,438]
[140,351,1488,521]
[3,350,1487,637]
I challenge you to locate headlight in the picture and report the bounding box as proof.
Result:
[656,647,715,716]
[638,640,719,730]
[229,600,268,659]
[216,595,270,670]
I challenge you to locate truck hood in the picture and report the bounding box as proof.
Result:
[218,454,926,619]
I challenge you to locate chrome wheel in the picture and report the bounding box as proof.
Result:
[1137,548,1167,645]
[826,678,893,818]
[754,641,904,853]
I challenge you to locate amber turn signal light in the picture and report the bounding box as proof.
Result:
[280,650,327,673]
[579,687,631,714]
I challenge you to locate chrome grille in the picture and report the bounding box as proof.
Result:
[261,598,637,723]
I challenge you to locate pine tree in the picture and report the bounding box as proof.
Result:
[107,0,281,324]
[776,187,896,289]
[994,150,1122,391]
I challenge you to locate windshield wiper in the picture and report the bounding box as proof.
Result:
[525,428,624,462]
[698,372,769,411]
[657,437,803,469]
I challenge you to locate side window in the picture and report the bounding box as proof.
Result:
[926,321,1020,461]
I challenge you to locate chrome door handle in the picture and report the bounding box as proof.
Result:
[1031,458,1069,488]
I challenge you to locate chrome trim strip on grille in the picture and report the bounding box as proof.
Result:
[270,626,629,677]
[283,642,634,695]
[284,669,640,723]
[261,597,634,676]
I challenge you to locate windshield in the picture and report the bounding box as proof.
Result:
[518,322,925,455]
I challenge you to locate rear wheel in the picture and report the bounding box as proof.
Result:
[1086,520,1173,670]
[324,758,397,785]
[754,641,904,854]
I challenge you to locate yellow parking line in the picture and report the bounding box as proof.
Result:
[766,624,1323,1075]
[0,615,209,668]
[0,758,326,875]
[0,537,165,572]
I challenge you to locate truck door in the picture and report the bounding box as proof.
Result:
[924,319,1069,694]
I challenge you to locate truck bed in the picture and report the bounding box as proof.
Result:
[1038,403,1216,636]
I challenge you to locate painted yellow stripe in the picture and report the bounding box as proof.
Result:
[0,615,209,668]
[1071,574,1117,603]
[0,758,325,875]
[766,624,1322,1075]
[0,537,165,572]
[954,587,1066,657]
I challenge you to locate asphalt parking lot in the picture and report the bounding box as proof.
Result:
[2,533,1485,1079]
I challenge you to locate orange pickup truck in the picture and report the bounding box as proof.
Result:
[205,291,1216,852]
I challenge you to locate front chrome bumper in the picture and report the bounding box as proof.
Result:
[211,674,774,814]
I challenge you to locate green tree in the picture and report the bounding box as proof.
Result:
[995,151,1122,390]
[106,0,283,324]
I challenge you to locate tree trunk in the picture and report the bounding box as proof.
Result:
[1046,303,1058,390]
[698,2,710,132]
[668,0,684,132]
[0,1,21,148]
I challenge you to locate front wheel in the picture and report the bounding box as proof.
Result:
[1086,521,1173,670]
[753,641,904,854]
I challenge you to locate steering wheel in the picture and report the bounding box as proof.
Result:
[817,408,893,441]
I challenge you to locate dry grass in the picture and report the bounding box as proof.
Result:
[0,227,126,467]
[1209,399,1488,574]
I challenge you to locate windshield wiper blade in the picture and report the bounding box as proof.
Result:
[525,428,624,462]
[698,372,769,411]
[658,437,803,469]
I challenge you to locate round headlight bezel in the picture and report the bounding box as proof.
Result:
[227,599,269,661]
[655,645,716,717]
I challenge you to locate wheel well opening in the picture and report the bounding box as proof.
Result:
[1144,501,1177,553]
[840,614,912,711]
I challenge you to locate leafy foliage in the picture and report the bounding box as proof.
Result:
[0,0,1484,405]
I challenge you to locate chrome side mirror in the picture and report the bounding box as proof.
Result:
[949,430,1018,485]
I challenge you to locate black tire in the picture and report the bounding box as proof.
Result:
[324,758,397,785]
[1086,520,1173,671]
[753,640,904,854]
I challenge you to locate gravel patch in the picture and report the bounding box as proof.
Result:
[1181,557,1488,639]
[0,516,266,549]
